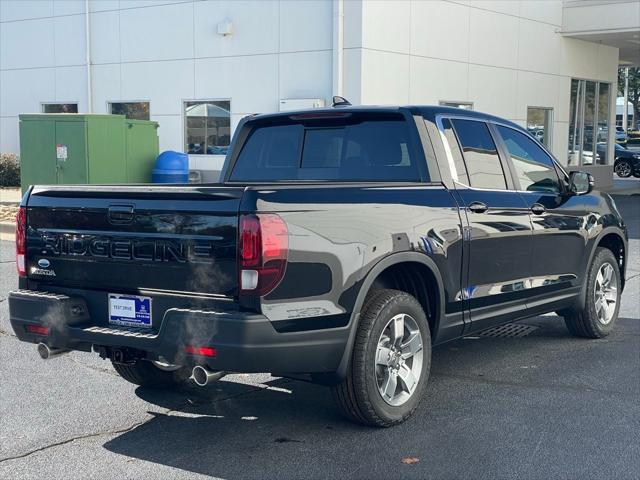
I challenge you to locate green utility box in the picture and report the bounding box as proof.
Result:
[19,114,159,193]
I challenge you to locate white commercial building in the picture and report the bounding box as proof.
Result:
[1,0,639,186]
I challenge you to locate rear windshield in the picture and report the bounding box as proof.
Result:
[229,113,425,182]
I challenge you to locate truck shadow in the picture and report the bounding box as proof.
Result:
[102,315,638,479]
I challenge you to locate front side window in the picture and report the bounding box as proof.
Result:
[229,113,423,182]
[497,126,560,194]
[109,102,150,120]
[185,100,231,155]
[451,119,506,190]
[42,103,78,113]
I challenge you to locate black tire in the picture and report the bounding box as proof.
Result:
[563,247,621,339]
[331,289,431,427]
[112,359,191,388]
[614,160,633,178]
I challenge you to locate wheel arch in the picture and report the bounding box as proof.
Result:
[593,229,627,290]
[319,252,446,385]
[571,227,628,314]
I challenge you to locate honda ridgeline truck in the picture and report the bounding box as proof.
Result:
[9,104,627,427]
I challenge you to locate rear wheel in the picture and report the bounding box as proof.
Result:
[614,160,632,178]
[563,247,621,339]
[331,289,431,427]
[112,359,191,388]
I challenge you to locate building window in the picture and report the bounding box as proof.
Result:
[184,100,231,155]
[42,103,78,113]
[526,107,553,148]
[109,102,150,120]
[439,101,473,110]
[568,79,611,166]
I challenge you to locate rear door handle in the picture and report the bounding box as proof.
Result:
[108,204,135,224]
[468,202,488,214]
[531,203,546,215]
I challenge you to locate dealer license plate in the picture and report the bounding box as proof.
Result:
[108,294,152,328]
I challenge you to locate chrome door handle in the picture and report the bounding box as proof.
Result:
[531,203,546,215]
[468,202,488,214]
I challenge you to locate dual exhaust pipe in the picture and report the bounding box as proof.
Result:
[37,343,224,387]
[191,365,226,387]
[37,342,69,360]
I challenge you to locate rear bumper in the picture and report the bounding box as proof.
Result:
[8,289,348,374]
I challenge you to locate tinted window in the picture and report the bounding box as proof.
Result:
[497,126,560,193]
[451,119,506,189]
[230,115,423,182]
[229,124,302,181]
[441,118,469,185]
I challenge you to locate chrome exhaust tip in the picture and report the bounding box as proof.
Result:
[192,365,226,386]
[37,342,69,360]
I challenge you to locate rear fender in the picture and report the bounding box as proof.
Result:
[312,251,445,385]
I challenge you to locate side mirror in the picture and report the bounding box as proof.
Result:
[569,171,594,195]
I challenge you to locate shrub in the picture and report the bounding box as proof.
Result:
[0,153,20,187]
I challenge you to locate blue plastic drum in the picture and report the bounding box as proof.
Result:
[152,151,189,183]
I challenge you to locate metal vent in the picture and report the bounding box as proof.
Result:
[479,323,538,338]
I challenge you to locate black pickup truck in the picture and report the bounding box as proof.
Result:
[9,105,627,427]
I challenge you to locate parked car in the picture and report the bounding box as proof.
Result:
[615,126,628,144]
[9,104,628,427]
[597,143,640,178]
[528,128,545,143]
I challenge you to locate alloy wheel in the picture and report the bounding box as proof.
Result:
[593,262,617,325]
[375,313,424,406]
[615,162,631,177]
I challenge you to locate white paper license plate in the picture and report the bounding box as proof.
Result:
[108,294,152,328]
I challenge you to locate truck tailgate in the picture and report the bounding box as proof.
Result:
[24,185,243,296]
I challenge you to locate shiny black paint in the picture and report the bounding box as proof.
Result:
[239,183,464,341]
[12,105,629,380]
[25,185,243,295]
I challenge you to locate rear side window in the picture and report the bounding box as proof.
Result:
[496,126,560,193]
[229,114,424,182]
[441,118,469,185]
[451,119,506,190]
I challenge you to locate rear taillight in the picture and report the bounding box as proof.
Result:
[26,325,49,335]
[16,206,26,277]
[185,345,216,357]
[239,214,288,296]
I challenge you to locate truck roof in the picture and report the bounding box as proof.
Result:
[246,104,524,132]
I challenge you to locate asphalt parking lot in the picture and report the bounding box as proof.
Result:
[0,195,638,480]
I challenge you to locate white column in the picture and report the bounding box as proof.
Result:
[85,0,93,113]
[622,67,629,132]
[332,0,344,98]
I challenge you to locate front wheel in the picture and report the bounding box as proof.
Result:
[112,359,192,388]
[331,289,431,427]
[563,247,621,338]
[614,160,633,178]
